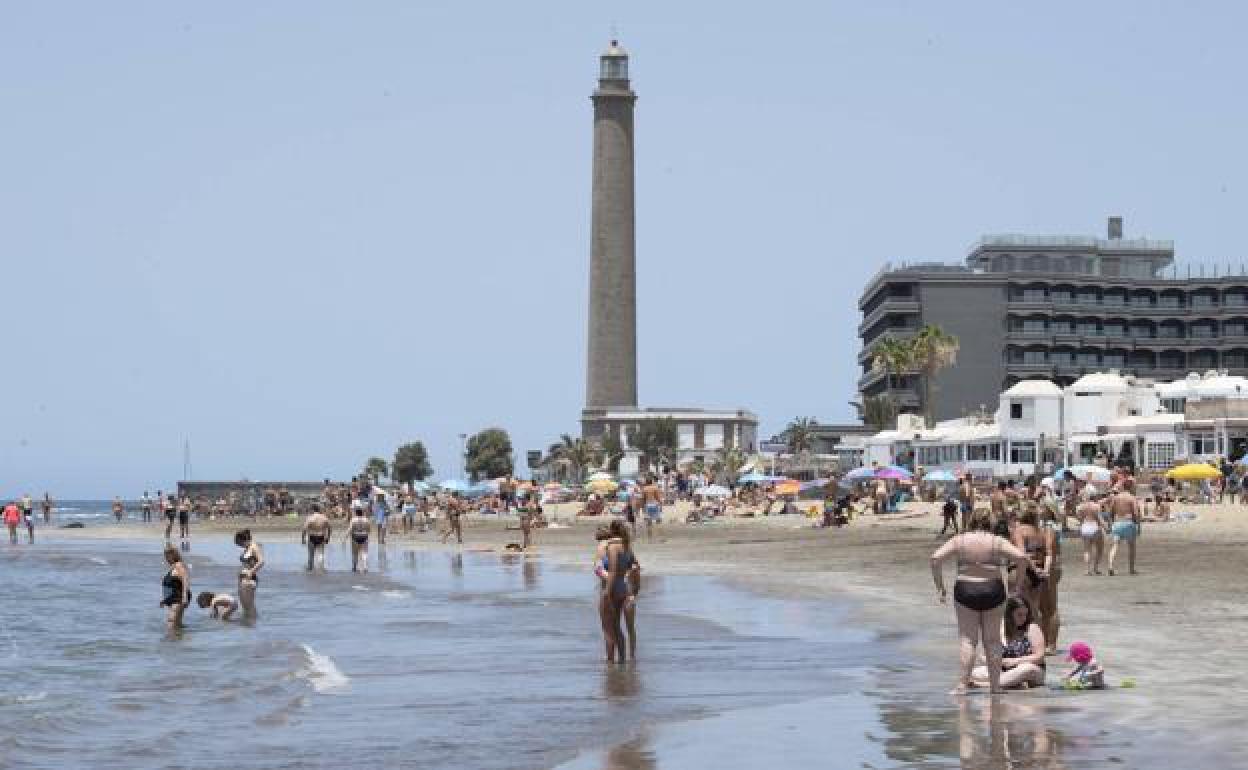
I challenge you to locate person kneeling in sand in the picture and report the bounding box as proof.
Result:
[197,591,239,621]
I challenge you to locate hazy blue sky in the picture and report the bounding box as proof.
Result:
[4,2,1247,496]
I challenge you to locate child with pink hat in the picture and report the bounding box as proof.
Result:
[1061,641,1105,689]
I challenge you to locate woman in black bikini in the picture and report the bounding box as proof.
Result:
[235,529,263,620]
[930,509,1031,694]
[160,543,191,630]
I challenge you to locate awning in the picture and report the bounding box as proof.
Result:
[1066,433,1136,445]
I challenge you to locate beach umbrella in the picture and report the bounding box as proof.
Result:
[1064,465,1113,484]
[439,479,472,493]
[845,467,875,481]
[876,465,913,480]
[737,471,768,484]
[587,471,614,482]
[800,478,830,491]
[1166,463,1222,481]
[411,480,432,493]
[773,480,801,496]
[586,478,619,494]
[924,469,957,483]
[698,484,732,498]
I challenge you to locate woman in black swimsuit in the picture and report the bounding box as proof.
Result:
[930,509,1030,694]
[159,543,191,630]
[235,529,263,620]
[973,597,1047,689]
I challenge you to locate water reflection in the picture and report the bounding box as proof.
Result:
[601,733,656,770]
[603,662,642,700]
[523,557,539,590]
[450,553,463,577]
[876,694,1071,769]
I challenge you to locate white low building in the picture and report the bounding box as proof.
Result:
[835,370,1248,478]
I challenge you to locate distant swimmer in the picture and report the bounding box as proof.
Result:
[197,591,238,621]
[112,496,124,523]
[348,507,371,572]
[4,501,20,544]
[41,493,53,524]
[235,529,263,620]
[302,503,332,571]
[160,544,191,630]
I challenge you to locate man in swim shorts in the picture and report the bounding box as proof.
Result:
[348,506,371,572]
[641,477,662,540]
[1107,479,1140,576]
[302,503,332,570]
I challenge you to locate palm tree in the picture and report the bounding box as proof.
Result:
[870,336,914,393]
[629,418,678,476]
[711,446,746,485]
[911,324,960,428]
[600,432,625,474]
[785,417,817,454]
[551,434,597,485]
[859,394,899,432]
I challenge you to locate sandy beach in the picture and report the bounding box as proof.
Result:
[57,499,1248,765]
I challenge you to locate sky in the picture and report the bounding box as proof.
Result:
[4,2,1248,497]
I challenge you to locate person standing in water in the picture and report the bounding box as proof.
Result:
[162,494,176,540]
[373,489,389,546]
[641,477,662,540]
[302,503,332,571]
[348,506,371,572]
[235,529,263,619]
[41,493,53,524]
[441,495,463,545]
[160,544,191,630]
[4,501,20,544]
[600,519,638,663]
[958,474,976,532]
[929,509,1032,694]
[140,491,152,523]
[176,494,192,549]
[112,496,125,523]
[1107,478,1141,576]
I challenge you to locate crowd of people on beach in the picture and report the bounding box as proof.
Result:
[927,465,1164,695]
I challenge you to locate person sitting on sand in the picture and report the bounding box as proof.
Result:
[1061,640,1105,689]
[197,591,239,621]
[972,597,1047,690]
[349,507,371,572]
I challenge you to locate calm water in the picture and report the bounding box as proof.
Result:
[1,510,1228,769]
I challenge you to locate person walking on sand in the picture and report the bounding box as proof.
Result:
[41,493,53,524]
[160,544,191,631]
[930,509,1032,694]
[302,503,332,570]
[348,507,371,572]
[373,489,389,546]
[1107,479,1141,576]
[235,529,263,619]
[140,491,152,523]
[958,474,976,532]
[1038,506,1063,655]
[641,477,662,539]
[19,494,35,543]
[4,501,20,544]
[519,501,533,550]
[1077,496,1106,575]
[441,496,463,545]
[112,496,124,523]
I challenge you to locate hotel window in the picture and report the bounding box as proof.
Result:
[1076,352,1100,366]
[1103,323,1125,337]
[1225,323,1247,337]
[1146,443,1176,470]
[1021,288,1046,302]
[1161,398,1185,414]
[1191,323,1218,338]
[1159,294,1184,308]
[1077,321,1100,336]
[1102,292,1126,306]
[1189,433,1217,456]
[1051,290,1074,303]
[1104,353,1126,367]
[1050,351,1074,365]
[918,447,940,465]
[1023,350,1046,364]
[1077,291,1099,305]
[1051,319,1075,334]
[1192,294,1218,308]
[1009,441,1036,463]
[1226,293,1248,306]
[1010,401,1024,419]
[1022,319,1047,334]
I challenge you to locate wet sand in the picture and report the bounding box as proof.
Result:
[60,501,1248,766]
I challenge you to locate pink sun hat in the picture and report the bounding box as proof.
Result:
[1067,641,1093,664]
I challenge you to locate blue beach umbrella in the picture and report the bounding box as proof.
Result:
[845,467,876,481]
[439,479,472,493]
[924,469,957,483]
[737,471,768,484]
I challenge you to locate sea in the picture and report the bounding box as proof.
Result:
[0,503,1223,769]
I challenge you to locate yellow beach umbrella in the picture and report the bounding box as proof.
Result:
[586,478,619,494]
[1166,463,1222,481]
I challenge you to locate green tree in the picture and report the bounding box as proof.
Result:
[465,428,514,481]
[711,446,745,485]
[392,441,433,484]
[860,394,899,432]
[785,416,818,454]
[600,432,625,475]
[363,456,389,482]
[870,336,914,393]
[628,417,678,475]
[550,433,597,484]
[911,324,960,428]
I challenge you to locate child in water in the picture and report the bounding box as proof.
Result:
[197,591,239,621]
[1061,640,1105,689]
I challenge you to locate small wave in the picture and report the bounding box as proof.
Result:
[87,557,108,566]
[381,590,411,600]
[351,585,369,592]
[1,691,47,705]
[298,645,349,694]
